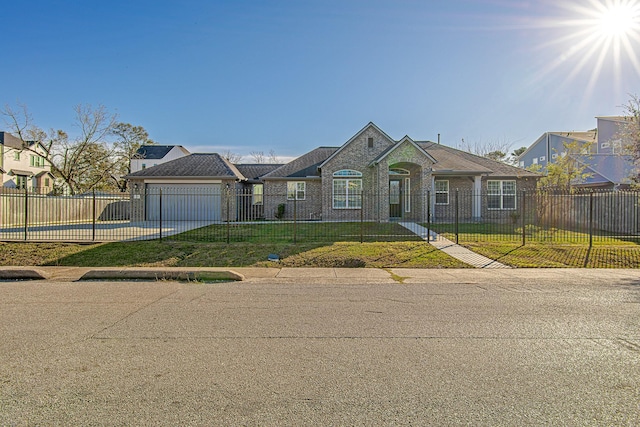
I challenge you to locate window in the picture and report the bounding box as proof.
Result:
[552,153,558,159]
[252,184,263,205]
[389,168,410,175]
[367,137,374,148]
[14,151,20,161]
[435,180,449,205]
[488,180,516,210]
[44,178,50,187]
[15,175,27,190]
[519,161,524,167]
[532,158,538,164]
[333,170,362,209]
[539,156,546,162]
[141,164,146,170]
[30,155,45,167]
[287,182,305,200]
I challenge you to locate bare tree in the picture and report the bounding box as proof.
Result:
[267,149,280,164]
[3,103,120,194]
[221,149,243,163]
[458,137,514,163]
[110,122,155,191]
[250,151,265,163]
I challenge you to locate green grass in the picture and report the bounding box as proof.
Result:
[0,241,469,268]
[170,221,421,243]
[1,221,638,269]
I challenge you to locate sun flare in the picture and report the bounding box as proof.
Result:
[596,1,638,37]
[531,0,640,98]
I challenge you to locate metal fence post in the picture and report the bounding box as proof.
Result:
[427,190,431,242]
[23,187,28,241]
[293,196,297,244]
[455,189,459,245]
[226,187,230,244]
[589,191,594,249]
[360,191,364,243]
[92,189,96,241]
[159,188,163,241]
[521,190,526,246]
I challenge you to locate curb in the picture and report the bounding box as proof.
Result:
[79,269,245,282]
[0,268,244,282]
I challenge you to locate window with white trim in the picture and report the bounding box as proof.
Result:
[252,184,263,205]
[287,182,305,200]
[539,156,546,162]
[435,180,449,205]
[333,170,362,209]
[487,180,516,210]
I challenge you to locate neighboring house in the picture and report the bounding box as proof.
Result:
[130,144,190,173]
[127,122,539,222]
[0,131,54,192]
[518,116,636,189]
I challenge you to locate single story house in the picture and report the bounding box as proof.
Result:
[126,122,539,222]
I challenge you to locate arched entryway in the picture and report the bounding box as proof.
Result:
[388,163,421,220]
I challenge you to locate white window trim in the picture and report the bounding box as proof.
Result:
[287,181,306,200]
[487,180,517,210]
[252,184,263,205]
[434,180,449,205]
[333,178,362,209]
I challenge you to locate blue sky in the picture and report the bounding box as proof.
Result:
[3,0,640,161]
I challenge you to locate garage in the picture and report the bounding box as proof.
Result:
[145,183,222,221]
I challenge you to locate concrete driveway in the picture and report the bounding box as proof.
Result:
[0,220,215,242]
[1,269,639,425]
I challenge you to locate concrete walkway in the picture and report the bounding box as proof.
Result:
[399,222,510,269]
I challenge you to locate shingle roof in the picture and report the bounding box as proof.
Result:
[419,142,540,177]
[125,153,243,179]
[0,132,21,148]
[135,145,187,159]
[235,164,284,182]
[262,147,339,178]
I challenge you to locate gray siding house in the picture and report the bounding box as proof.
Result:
[518,116,636,189]
[126,122,539,222]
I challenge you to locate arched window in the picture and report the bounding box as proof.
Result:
[389,168,410,175]
[333,169,363,177]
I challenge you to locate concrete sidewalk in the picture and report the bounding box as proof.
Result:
[399,222,510,268]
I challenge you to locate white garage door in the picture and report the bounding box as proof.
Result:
[146,184,222,221]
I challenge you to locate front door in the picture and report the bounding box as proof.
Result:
[389,179,402,218]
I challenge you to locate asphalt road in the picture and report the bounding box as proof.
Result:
[1,269,639,426]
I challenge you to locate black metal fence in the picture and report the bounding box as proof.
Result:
[1,187,638,246]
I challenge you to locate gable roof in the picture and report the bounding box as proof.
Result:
[135,145,189,159]
[263,147,338,179]
[419,142,540,177]
[370,136,437,165]
[319,122,394,168]
[517,130,598,162]
[125,153,244,179]
[0,132,23,148]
